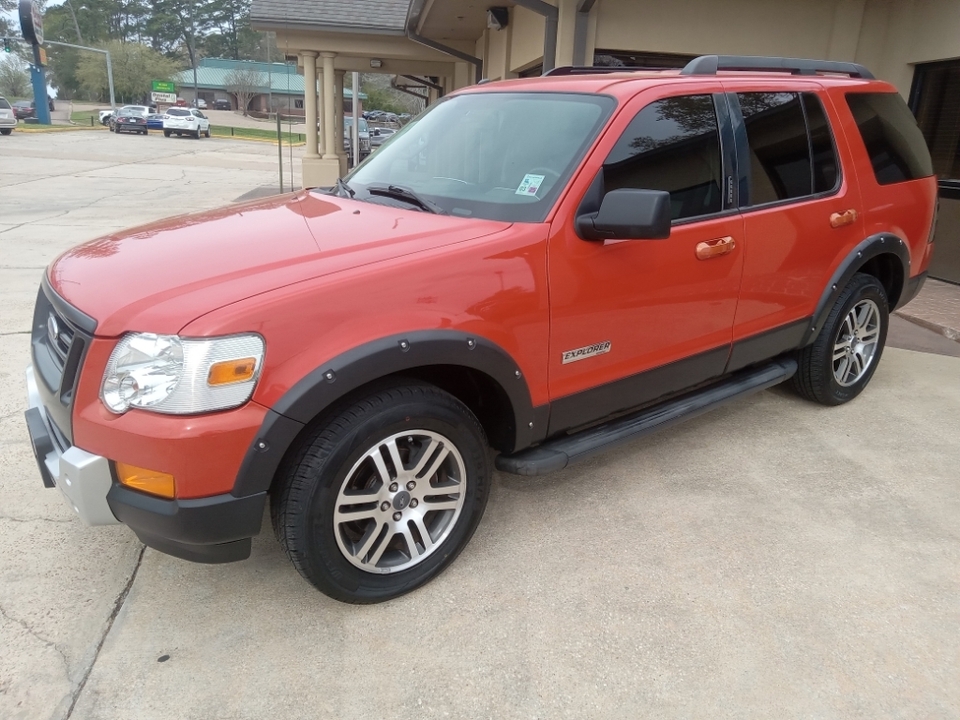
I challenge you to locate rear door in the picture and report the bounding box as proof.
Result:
[723,82,866,370]
[546,86,745,432]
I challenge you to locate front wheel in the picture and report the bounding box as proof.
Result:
[793,273,889,406]
[163,129,171,137]
[271,382,491,603]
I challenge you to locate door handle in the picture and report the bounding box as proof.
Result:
[830,209,858,228]
[695,236,736,260]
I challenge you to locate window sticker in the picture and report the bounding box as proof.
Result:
[516,173,546,196]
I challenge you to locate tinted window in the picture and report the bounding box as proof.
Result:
[0,98,10,109]
[604,95,723,221]
[911,61,960,180]
[802,93,839,193]
[738,93,812,205]
[846,92,933,184]
[167,108,190,116]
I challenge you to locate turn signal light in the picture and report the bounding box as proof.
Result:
[115,462,175,499]
[207,357,257,386]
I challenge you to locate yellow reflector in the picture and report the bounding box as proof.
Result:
[207,357,257,386]
[115,462,175,499]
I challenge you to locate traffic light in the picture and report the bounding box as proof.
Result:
[2,38,11,53]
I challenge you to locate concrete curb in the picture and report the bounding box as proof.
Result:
[894,310,960,343]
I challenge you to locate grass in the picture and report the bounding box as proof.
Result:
[70,110,102,126]
[210,124,305,145]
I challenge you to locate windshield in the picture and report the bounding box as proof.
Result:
[346,92,614,222]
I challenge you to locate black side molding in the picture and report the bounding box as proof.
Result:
[681,55,874,79]
[496,358,797,476]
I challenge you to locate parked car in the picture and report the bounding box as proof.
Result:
[369,126,396,148]
[145,113,165,130]
[0,96,17,134]
[98,109,114,125]
[192,99,208,109]
[343,116,371,161]
[163,107,210,138]
[213,99,232,111]
[25,55,937,605]
[109,107,148,135]
[12,100,33,119]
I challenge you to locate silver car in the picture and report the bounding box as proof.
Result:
[0,96,17,135]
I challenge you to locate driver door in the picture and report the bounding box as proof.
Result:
[547,88,744,433]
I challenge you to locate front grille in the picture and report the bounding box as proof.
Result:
[31,283,95,443]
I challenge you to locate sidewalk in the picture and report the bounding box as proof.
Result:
[897,277,960,342]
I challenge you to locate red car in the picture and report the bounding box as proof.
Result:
[25,55,936,603]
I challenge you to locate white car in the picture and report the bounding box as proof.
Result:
[0,96,17,135]
[163,108,210,139]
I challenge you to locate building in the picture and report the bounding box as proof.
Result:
[173,57,364,116]
[251,0,960,282]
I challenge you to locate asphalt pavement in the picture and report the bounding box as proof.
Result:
[1,131,959,720]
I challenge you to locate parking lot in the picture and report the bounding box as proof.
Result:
[2,130,959,720]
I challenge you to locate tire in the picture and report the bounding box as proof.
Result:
[792,272,889,406]
[205,128,211,138]
[271,382,491,604]
[0,129,11,135]
[194,130,200,139]
[163,130,171,137]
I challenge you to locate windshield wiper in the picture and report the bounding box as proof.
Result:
[365,184,445,215]
[334,177,355,198]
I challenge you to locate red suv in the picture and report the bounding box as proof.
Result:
[25,56,936,603]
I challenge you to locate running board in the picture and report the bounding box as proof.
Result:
[496,358,797,476]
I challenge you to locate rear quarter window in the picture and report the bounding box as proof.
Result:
[0,98,10,109]
[846,92,933,184]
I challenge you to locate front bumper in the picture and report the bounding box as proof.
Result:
[26,365,266,563]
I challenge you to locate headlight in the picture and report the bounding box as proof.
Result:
[101,332,264,415]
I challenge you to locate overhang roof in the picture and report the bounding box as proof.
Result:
[173,59,364,97]
[250,0,410,34]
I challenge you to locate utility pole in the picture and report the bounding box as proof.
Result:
[351,71,359,169]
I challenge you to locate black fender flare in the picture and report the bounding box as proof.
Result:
[805,233,910,346]
[231,330,542,497]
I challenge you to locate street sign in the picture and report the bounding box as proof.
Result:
[151,91,177,104]
[152,81,176,93]
[19,0,43,46]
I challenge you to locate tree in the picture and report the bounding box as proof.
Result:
[224,65,264,115]
[76,40,180,103]
[0,55,30,98]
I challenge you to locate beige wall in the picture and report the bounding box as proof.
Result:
[856,0,960,94]
[467,0,960,96]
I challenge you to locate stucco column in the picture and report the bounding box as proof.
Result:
[321,52,337,160]
[315,57,325,155]
[555,0,577,68]
[335,70,347,175]
[301,50,319,159]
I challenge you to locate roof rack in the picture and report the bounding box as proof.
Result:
[680,55,874,79]
[543,65,676,77]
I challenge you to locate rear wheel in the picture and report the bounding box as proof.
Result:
[0,129,11,136]
[204,128,211,138]
[163,130,171,137]
[792,273,889,406]
[271,382,491,604]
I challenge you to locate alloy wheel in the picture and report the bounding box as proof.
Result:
[832,299,881,386]
[333,430,466,574]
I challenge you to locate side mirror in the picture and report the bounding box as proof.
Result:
[576,188,672,241]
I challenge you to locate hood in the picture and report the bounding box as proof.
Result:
[49,191,509,337]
